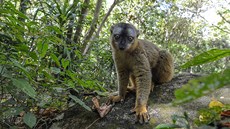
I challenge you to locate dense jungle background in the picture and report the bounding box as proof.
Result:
[0,0,229,128]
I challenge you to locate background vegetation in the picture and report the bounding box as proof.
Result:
[0,0,229,128]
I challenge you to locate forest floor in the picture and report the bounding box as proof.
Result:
[49,73,229,129]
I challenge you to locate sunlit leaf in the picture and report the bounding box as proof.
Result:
[181,49,230,69]
[66,70,76,81]
[37,41,49,58]
[23,112,37,128]
[69,95,92,112]
[12,78,37,99]
[173,68,230,104]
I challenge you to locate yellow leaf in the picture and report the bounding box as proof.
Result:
[209,99,224,108]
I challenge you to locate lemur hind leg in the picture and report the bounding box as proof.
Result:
[152,50,174,84]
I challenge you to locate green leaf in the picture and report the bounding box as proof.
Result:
[10,58,28,73]
[155,124,182,129]
[10,58,32,80]
[23,112,37,128]
[61,59,70,69]
[173,68,230,104]
[46,26,62,35]
[29,52,38,61]
[12,78,37,99]
[37,41,49,58]
[50,54,61,67]
[66,70,76,80]
[69,95,92,112]
[16,44,29,52]
[181,49,230,69]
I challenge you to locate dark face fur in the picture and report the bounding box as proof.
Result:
[110,23,139,51]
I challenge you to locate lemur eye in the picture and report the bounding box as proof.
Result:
[128,36,133,41]
[114,35,120,40]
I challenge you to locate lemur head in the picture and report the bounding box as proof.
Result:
[110,23,139,51]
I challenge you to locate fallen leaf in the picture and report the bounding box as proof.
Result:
[221,110,230,117]
[92,97,113,118]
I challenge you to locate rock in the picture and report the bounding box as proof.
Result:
[50,73,230,129]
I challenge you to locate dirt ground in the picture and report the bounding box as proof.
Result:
[49,73,230,129]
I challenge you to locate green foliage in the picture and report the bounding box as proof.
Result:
[174,49,230,105]
[0,0,230,128]
[173,68,230,104]
[12,78,37,99]
[0,0,110,127]
[194,105,230,128]
[195,107,222,126]
[181,49,230,69]
[173,47,230,127]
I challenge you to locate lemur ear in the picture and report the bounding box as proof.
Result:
[110,25,114,34]
[136,29,140,38]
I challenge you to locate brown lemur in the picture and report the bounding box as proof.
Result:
[109,23,174,124]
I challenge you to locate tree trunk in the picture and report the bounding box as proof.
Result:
[82,0,123,55]
[73,0,90,44]
[81,0,103,53]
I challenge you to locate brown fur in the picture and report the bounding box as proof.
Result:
[110,23,174,124]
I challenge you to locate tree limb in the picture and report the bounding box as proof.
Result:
[212,25,230,34]
[66,16,75,44]
[82,0,123,55]
[73,0,90,44]
[81,0,103,53]
[218,12,230,24]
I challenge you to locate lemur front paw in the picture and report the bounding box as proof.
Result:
[131,105,150,124]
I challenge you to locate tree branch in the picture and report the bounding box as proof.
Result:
[81,0,103,53]
[212,25,230,34]
[218,12,230,24]
[73,0,90,44]
[82,0,123,55]
[66,16,75,44]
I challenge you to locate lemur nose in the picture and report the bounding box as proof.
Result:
[119,46,125,50]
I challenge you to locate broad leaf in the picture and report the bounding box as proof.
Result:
[37,41,49,58]
[23,112,37,128]
[181,49,230,69]
[12,78,37,99]
[69,95,92,111]
[173,68,230,104]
